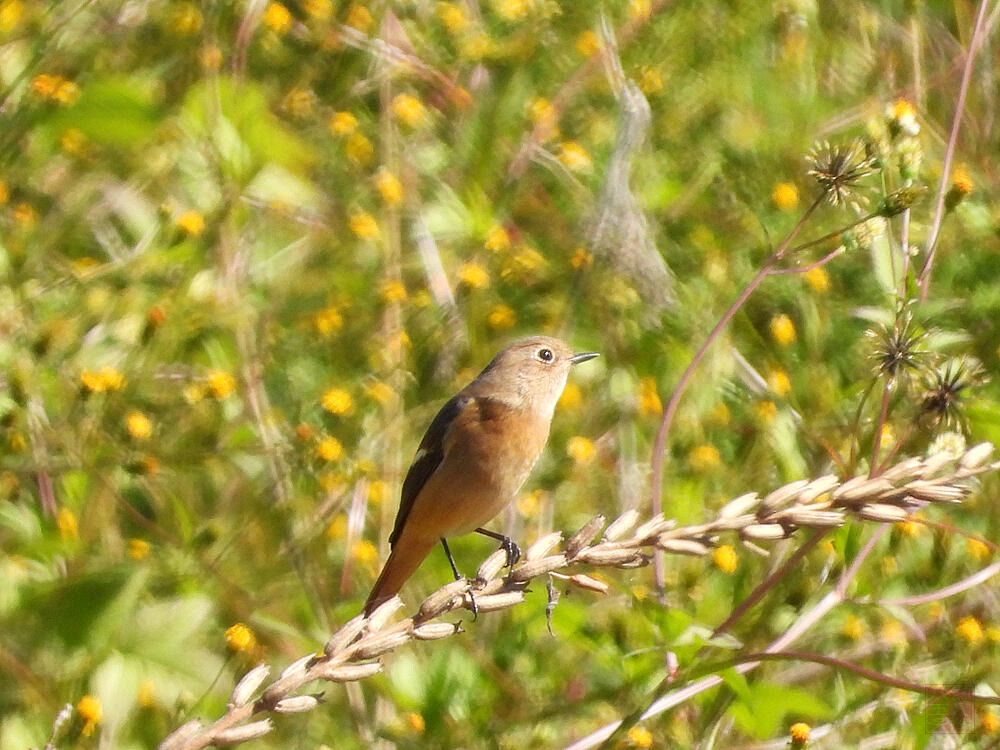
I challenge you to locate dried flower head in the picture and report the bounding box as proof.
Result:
[919,357,986,428]
[866,316,929,380]
[806,141,876,205]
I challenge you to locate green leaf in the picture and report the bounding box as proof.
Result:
[50,77,160,145]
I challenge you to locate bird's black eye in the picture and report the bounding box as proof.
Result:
[537,348,554,362]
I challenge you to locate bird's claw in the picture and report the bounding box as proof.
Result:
[500,536,521,568]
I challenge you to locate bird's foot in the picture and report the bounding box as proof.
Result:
[499,536,521,568]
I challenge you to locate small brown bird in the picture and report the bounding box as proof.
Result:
[363,336,598,615]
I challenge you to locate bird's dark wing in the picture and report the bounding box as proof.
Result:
[388,394,472,548]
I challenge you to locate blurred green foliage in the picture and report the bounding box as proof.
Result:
[1,0,999,748]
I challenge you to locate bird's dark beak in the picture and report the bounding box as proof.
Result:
[569,352,599,365]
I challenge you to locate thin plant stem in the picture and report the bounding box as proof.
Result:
[917,0,991,299]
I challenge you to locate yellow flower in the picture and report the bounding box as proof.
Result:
[710,402,730,425]
[494,0,529,21]
[169,2,202,34]
[345,132,374,165]
[769,313,796,346]
[626,726,653,748]
[127,538,150,560]
[0,179,8,205]
[688,444,720,472]
[895,518,920,537]
[575,30,600,57]
[570,247,593,269]
[322,388,354,415]
[526,97,557,140]
[881,619,906,647]
[262,2,292,33]
[628,0,651,20]
[767,369,791,397]
[344,3,374,33]
[637,377,662,416]
[176,210,205,236]
[756,400,777,423]
[771,182,799,211]
[60,127,87,156]
[126,411,152,440]
[957,615,984,644]
[803,266,829,293]
[313,306,343,336]
[379,280,407,304]
[207,370,236,399]
[282,87,316,118]
[183,382,206,403]
[842,614,865,640]
[391,93,427,127]
[364,381,396,405]
[348,210,380,239]
[374,168,403,205]
[407,712,426,733]
[458,262,490,289]
[368,479,391,504]
[487,304,516,329]
[225,623,256,652]
[77,695,102,737]
[304,0,333,19]
[558,382,582,410]
[436,2,467,32]
[317,436,343,462]
[789,722,811,746]
[636,65,663,94]
[13,201,37,226]
[137,679,155,708]
[890,97,919,135]
[951,164,973,196]
[712,544,738,574]
[983,712,1000,734]
[558,141,593,172]
[566,436,596,465]
[351,539,378,564]
[200,45,223,70]
[326,514,347,539]
[516,488,545,517]
[81,367,126,393]
[57,507,78,542]
[329,111,358,135]
[967,537,991,561]
[0,0,24,31]
[485,225,511,252]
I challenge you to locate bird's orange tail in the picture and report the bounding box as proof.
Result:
[363,535,438,616]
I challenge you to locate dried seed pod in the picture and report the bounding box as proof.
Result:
[322,662,383,682]
[657,539,711,556]
[511,555,566,582]
[633,514,675,540]
[525,531,564,561]
[855,503,911,522]
[353,631,411,660]
[476,548,509,582]
[366,596,404,632]
[472,592,525,612]
[230,664,270,708]
[213,719,274,746]
[603,509,640,541]
[158,720,203,750]
[564,515,606,558]
[960,442,994,469]
[565,573,609,594]
[797,475,840,504]
[741,523,788,540]
[904,481,966,503]
[279,654,315,681]
[719,492,760,519]
[417,578,470,620]
[921,451,955,477]
[575,546,640,565]
[274,695,320,714]
[325,614,366,656]
[413,622,462,640]
[879,457,923,482]
[780,509,845,528]
[761,480,809,513]
[715,513,757,530]
[831,476,866,501]
[835,477,894,504]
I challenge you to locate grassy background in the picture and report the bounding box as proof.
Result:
[2,0,1000,747]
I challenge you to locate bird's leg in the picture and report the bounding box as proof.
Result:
[474,527,521,568]
[440,538,477,618]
